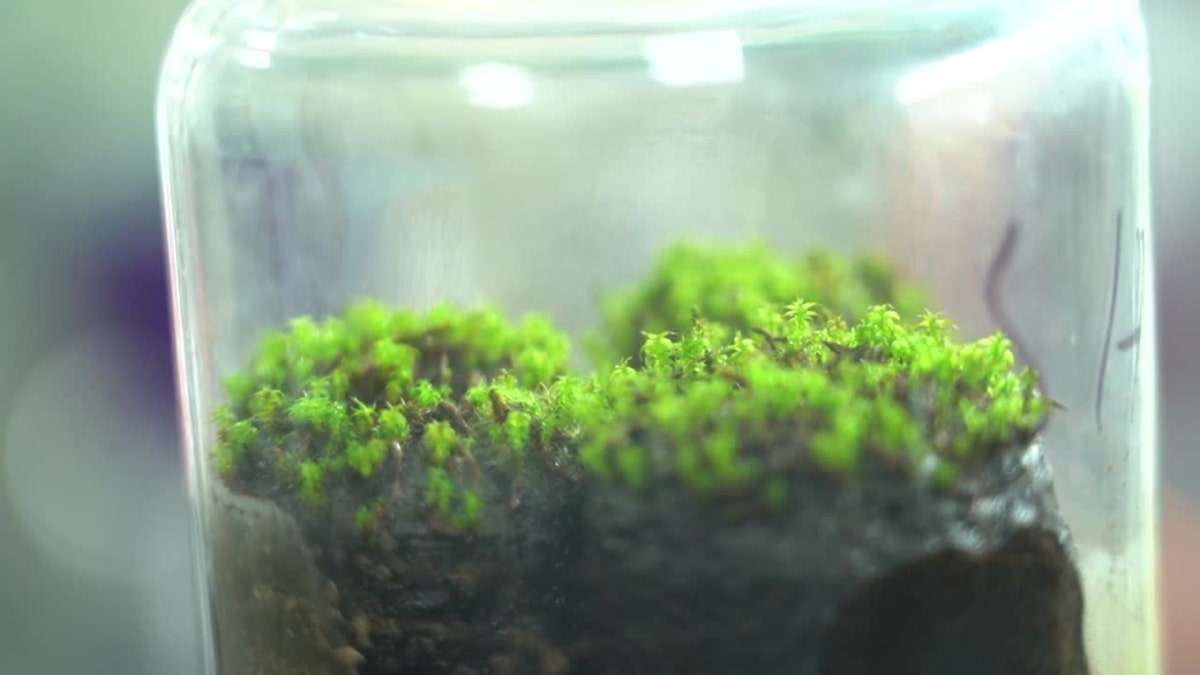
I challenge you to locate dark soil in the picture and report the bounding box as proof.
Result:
[570,442,1087,675]
[215,441,582,675]
[211,441,1088,675]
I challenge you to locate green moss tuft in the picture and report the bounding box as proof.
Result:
[454,489,484,533]
[423,421,458,466]
[211,301,574,531]
[596,241,927,365]
[503,411,533,458]
[577,301,1048,503]
[299,461,324,506]
[347,439,388,478]
[378,404,410,443]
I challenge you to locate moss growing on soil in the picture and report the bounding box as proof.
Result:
[208,245,1067,675]
[214,295,1048,531]
[213,301,574,533]
[596,241,928,364]
[577,302,1049,503]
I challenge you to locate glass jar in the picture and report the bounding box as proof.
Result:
[156,1,1159,674]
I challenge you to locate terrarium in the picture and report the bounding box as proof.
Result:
[155,1,1159,674]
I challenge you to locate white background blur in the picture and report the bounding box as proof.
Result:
[0,1,1196,672]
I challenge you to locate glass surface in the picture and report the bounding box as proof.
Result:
[157,0,1158,673]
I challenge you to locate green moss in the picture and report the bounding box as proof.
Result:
[453,489,484,533]
[423,421,458,466]
[211,248,1048,533]
[766,478,788,508]
[503,411,533,458]
[421,469,482,534]
[213,407,256,477]
[347,439,388,478]
[248,386,286,429]
[211,301,574,533]
[354,505,374,532]
[425,466,455,515]
[378,404,410,443]
[576,302,1048,503]
[352,496,391,534]
[300,461,324,506]
[616,445,647,490]
[596,241,927,364]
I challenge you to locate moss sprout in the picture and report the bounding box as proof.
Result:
[423,420,458,466]
[346,439,388,478]
[353,498,388,533]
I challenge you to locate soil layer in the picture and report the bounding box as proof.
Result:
[214,441,1088,675]
[570,443,1087,675]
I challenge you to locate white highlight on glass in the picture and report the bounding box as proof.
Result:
[243,29,279,53]
[176,24,221,59]
[234,28,278,70]
[644,30,745,88]
[459,62,536,109]
[235,47,273,70]
[281,17,315,31]
[287,10,341,29]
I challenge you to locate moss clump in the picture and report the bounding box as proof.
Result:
[597,241,927,364]
[578,301,1049,502]
[213,300,574,532]
[213,257,1047,530]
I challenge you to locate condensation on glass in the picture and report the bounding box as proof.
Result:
[157,1,1158,674]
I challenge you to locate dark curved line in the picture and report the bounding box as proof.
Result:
[1095,211,1124,432]
[1117,327,1140,352]
[984,219,1042,386]
[1116,226,1146,353]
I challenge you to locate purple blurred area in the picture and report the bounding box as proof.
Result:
[0,1,1196,674]
[71,205,178,419]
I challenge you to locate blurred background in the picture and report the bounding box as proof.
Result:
[0,1,1195,673]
